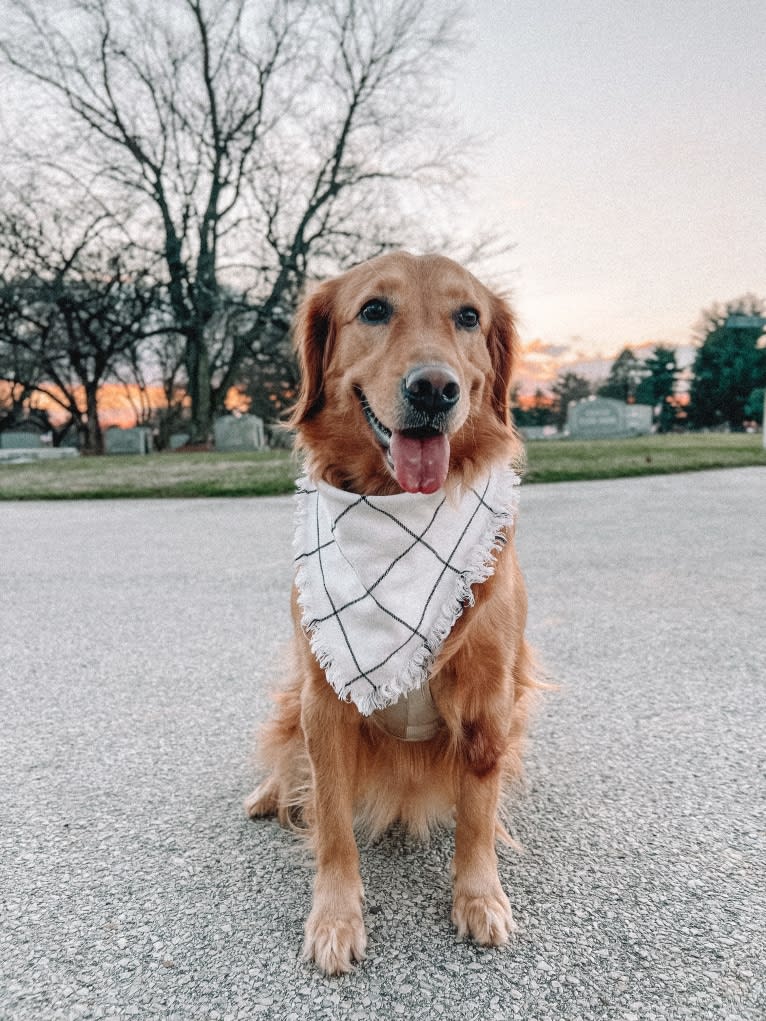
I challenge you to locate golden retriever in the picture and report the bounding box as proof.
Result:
[245,251,535,975]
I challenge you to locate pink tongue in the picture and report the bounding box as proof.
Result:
[389,432,450,494]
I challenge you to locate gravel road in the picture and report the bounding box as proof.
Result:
[1,467,764,1020]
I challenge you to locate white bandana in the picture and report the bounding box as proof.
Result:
[293,467,520,716]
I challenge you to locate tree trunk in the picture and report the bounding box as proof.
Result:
[84,383,104,454]
[185,328,213,444]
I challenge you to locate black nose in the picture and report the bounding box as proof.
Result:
[403,364,461,415]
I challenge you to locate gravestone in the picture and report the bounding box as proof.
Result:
[518,425,558,441]
[213,414,266,451]
[104,427,152,455]
[567,397,652,439]
[169,433,191,450]
[625,404,653,435]
[59,429,80,449]
[0,431,42,450]
[0,447,78,463]
[567,397,626,438]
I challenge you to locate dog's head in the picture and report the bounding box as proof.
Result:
[289,251,520,495]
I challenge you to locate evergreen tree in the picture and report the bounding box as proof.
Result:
[688,296,766,429]
[551,371,591,430]
[598,348,642,402]
[636,346,679,432]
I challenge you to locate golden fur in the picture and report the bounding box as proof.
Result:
[245,252,536,975]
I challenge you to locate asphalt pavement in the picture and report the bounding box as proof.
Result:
[1,467,764,1020]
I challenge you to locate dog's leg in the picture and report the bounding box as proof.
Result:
[301,684,366,975]
[451,721,516,946]
[244,673,308,826]
[243,775,280,818]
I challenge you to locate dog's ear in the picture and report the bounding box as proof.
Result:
[485,293,518,425]
[287,279,339,428]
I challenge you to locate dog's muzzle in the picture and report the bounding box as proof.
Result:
[401,364,460,427]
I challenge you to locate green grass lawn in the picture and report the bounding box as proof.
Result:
[0,434,764,500]
[522,432,766,484]
[0,450,298,500]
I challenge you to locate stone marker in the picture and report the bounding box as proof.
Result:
[625,404,653,435]
[0,431,42,450]
[169,433,191,450]
[518,425,558,441]
[567,397,652,439]
[104,427,153,455]
[213,414,266,451]
[0,447,78,463]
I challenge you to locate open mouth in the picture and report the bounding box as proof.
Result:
[355,388,451,495]
[356,388,392,449]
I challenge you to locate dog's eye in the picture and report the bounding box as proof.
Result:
[455,306,480,330]
[359,299,392,324]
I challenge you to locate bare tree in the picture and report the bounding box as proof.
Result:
[0,196,166,451]
[0,280,45,434]
[113,329,189,448]
[1,0,464,441]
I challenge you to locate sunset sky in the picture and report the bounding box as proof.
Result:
[455,1,765,368]
[3,1,763,410]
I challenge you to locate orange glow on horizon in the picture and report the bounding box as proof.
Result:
[2,381,255,429]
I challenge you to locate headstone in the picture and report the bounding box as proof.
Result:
[0,447,78,463]
[213,414,266,451]
[625,404,653,435]
[266,424,294,449]
[567,397,652,439]
[169,433,191,450]
[104,427,152,455]
[0,431,42,450]
[59,429,80,448]
[518,425,558,440]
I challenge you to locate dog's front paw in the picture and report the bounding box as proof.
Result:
[451,886,517,946]
[243,778,279,818]
[303,905,367,976]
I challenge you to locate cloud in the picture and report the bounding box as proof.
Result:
[520,339,571,359]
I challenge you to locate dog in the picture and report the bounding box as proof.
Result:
[245,251,535,975]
